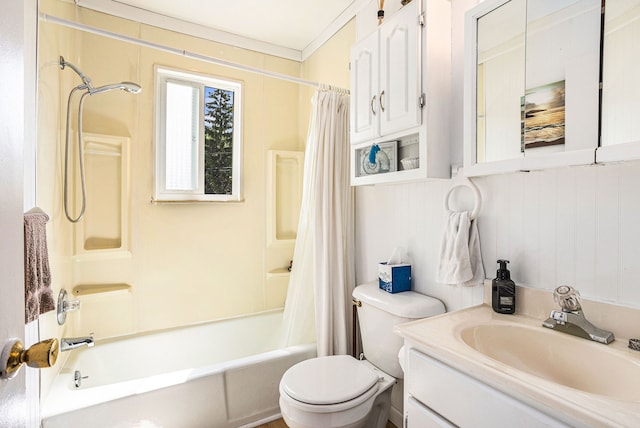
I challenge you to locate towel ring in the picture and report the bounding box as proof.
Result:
[444,178,482,220]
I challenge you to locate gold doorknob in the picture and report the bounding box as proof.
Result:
[0,338,59,379]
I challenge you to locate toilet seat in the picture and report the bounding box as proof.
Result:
[280,355,379,408]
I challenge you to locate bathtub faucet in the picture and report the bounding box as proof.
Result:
[61,334,95,352]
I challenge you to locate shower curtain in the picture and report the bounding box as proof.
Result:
[281,86,354,357]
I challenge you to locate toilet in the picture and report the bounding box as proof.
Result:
[279,282,445,428]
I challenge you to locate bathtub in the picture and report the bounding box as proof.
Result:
[42,310,316,428]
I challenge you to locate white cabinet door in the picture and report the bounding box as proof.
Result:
[350,31,379,144]
[406,397,456,428]
[407,349,568,428]
[350,0,421,144]
[379,0,421,136]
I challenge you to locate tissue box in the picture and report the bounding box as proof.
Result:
[378,262,411,293]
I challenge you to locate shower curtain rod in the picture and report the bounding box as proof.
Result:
[39,13,349,93]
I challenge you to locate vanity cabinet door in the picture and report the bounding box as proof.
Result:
[406,396,455,428]
[407,348,569,427]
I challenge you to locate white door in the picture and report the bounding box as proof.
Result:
[350,30,379,144]
[0,1,36,426]
[379,0,421,136]
[406,397,456,428]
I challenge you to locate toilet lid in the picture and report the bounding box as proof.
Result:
[281,355,379,405]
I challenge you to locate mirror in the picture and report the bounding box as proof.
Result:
[475,0,526,164]
[601,0,640,150]
[465,0,602,175]
[523,0,600,157]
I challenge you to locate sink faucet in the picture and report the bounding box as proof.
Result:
[542,286,614,344]
[60,334,95,352]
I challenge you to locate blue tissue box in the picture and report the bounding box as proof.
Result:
[378,262,411,293]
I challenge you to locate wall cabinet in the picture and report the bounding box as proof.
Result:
[350,0,420,144]
[350,0,452,186]
[404,347,568,427]
[464,0,602,176]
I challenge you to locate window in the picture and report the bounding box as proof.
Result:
[155,66,242,201]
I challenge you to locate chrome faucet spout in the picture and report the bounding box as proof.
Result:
[542,286,614,344]
[60,334,94,352]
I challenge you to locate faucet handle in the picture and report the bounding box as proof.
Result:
[554,285,582,312]
[57,289,81,325]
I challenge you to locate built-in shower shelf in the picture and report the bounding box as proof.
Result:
[267,268,291,279]
[267,150,303,245]
[75,132,130,255]
[72,283,131,296]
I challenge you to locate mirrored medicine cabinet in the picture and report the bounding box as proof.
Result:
[599,0,640,162]
[463,0,640,176]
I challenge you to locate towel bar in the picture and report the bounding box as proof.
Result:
[444,177,482,220]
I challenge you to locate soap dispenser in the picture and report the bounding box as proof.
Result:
[492,259,515,314]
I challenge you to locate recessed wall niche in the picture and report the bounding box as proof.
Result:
[75,133,130,254]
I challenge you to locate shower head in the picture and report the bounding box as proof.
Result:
[89,82,142,95]
[60,56,142,95]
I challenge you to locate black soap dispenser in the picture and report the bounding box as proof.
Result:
[492,259,515,314]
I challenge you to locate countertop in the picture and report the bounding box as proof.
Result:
[394,304,640,427]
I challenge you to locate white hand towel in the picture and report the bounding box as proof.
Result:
[436,210,485,286]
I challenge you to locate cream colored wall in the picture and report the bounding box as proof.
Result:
[37,0,303,343]
[299,20,355,145]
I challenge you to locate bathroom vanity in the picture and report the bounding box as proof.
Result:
[395,285,640,427]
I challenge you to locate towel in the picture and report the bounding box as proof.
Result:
[436,210,485,286]
[24,208,55,323]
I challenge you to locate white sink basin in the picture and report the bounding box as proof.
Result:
[460,323,640,402]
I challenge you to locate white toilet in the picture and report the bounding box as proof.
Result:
[279,282,445,428]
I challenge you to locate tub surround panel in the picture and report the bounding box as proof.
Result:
[38,0,309,336]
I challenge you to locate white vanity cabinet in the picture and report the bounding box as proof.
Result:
[403,347,568,428]
[350,0,421,144]
[350,0,451,186]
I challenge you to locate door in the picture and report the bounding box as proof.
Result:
[350,30,379,144]
[406,397,456,428]
[0,0,35,426]
[379,0,421,136]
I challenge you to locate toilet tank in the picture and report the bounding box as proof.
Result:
[352,282,445,379]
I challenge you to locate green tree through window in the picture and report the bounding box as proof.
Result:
[204,87,234,195]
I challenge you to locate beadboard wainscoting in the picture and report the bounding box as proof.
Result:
[355,160,640,312]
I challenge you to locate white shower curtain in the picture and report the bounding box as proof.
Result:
[281,87,354,357]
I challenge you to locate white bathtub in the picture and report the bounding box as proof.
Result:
[42,310,316,428]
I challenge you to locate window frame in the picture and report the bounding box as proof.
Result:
[154,65,243,202]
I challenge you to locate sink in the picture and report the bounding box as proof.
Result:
[460,323,640,402]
